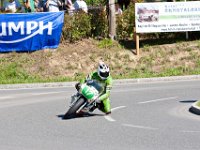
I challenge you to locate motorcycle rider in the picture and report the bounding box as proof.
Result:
[76,61,113,115]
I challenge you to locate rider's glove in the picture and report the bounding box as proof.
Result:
[75,82,81,91]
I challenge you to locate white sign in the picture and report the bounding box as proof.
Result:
[135,1,200,33]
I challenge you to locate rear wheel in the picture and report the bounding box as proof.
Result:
[63,98,86,119]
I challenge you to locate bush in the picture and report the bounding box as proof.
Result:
[62,11,92,42]
[84,0,106,6]
[61,1,144,42]
[89,7,108,38]
[116,3,135,40]
[62,7,108,42]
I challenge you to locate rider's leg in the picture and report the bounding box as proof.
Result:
[98,98,111,114]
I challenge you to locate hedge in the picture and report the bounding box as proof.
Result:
[61,2,137,42]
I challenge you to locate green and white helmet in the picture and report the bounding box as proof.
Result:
[97,61,110,80]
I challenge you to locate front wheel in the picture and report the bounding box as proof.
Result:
[63,97,86,119]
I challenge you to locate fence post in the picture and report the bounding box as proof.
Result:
[134,27,140,55]
[136,34,139,55]
[109,0,116,40]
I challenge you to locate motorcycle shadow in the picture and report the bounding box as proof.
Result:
[57,113,105,120]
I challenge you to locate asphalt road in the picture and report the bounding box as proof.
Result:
[0,79,200,150]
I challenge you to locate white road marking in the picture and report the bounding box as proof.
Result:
[104,115,116,122]
[31,91,66,96]
[122,123,158,130]
[0,85,74,91]
[0,91,67,108]
[0,96,13,100]
[104,106,126,122]
[0,97,63,108]
[138,97,177,104]
[111,106,126,111]
[0,91,66,99]
[181,130,200,133]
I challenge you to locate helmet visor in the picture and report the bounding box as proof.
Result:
[99,71,109,79]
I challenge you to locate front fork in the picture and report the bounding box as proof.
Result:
[70,93,81,107]
[70,93,88,113]
[70,93,96,113]
[76,102,87,113]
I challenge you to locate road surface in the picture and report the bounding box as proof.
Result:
[0,79,200,150]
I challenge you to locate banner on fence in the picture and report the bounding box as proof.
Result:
[0,11,64,52]
[135,1,200,33]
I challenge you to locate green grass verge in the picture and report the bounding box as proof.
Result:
[0,62,70,84]
[195,100,200,107]
[1,39,200,84]
[1,62,200,84]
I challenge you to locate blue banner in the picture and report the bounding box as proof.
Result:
[0,12,64,52]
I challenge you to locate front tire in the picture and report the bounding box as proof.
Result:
[63,97,85,119]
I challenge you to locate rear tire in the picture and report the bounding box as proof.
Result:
[63,98,86,119]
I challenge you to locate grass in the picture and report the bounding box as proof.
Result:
[195,100,200,107]
[0,61,73,84]
[0,39,200,84]
[98,38,114,49]
[0,62,35,84]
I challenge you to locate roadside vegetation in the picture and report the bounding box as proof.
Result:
[0,38,200,84]
[1,1,200,84]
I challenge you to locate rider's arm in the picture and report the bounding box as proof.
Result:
[79,78,85,84]
[79,72,95,84]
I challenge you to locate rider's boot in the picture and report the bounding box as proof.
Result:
[96,101,111,115]
[105,111,111,115]
[89,104,98,112]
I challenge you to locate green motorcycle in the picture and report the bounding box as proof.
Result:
[63,79,103,119]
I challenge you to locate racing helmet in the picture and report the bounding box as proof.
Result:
[97,61,110,80]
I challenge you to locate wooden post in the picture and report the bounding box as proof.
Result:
[109,0,116,40]
[136,34,139,55]
[134,27,140,55]
[185,0,189,40]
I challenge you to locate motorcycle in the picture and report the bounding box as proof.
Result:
[63,79,103,119]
